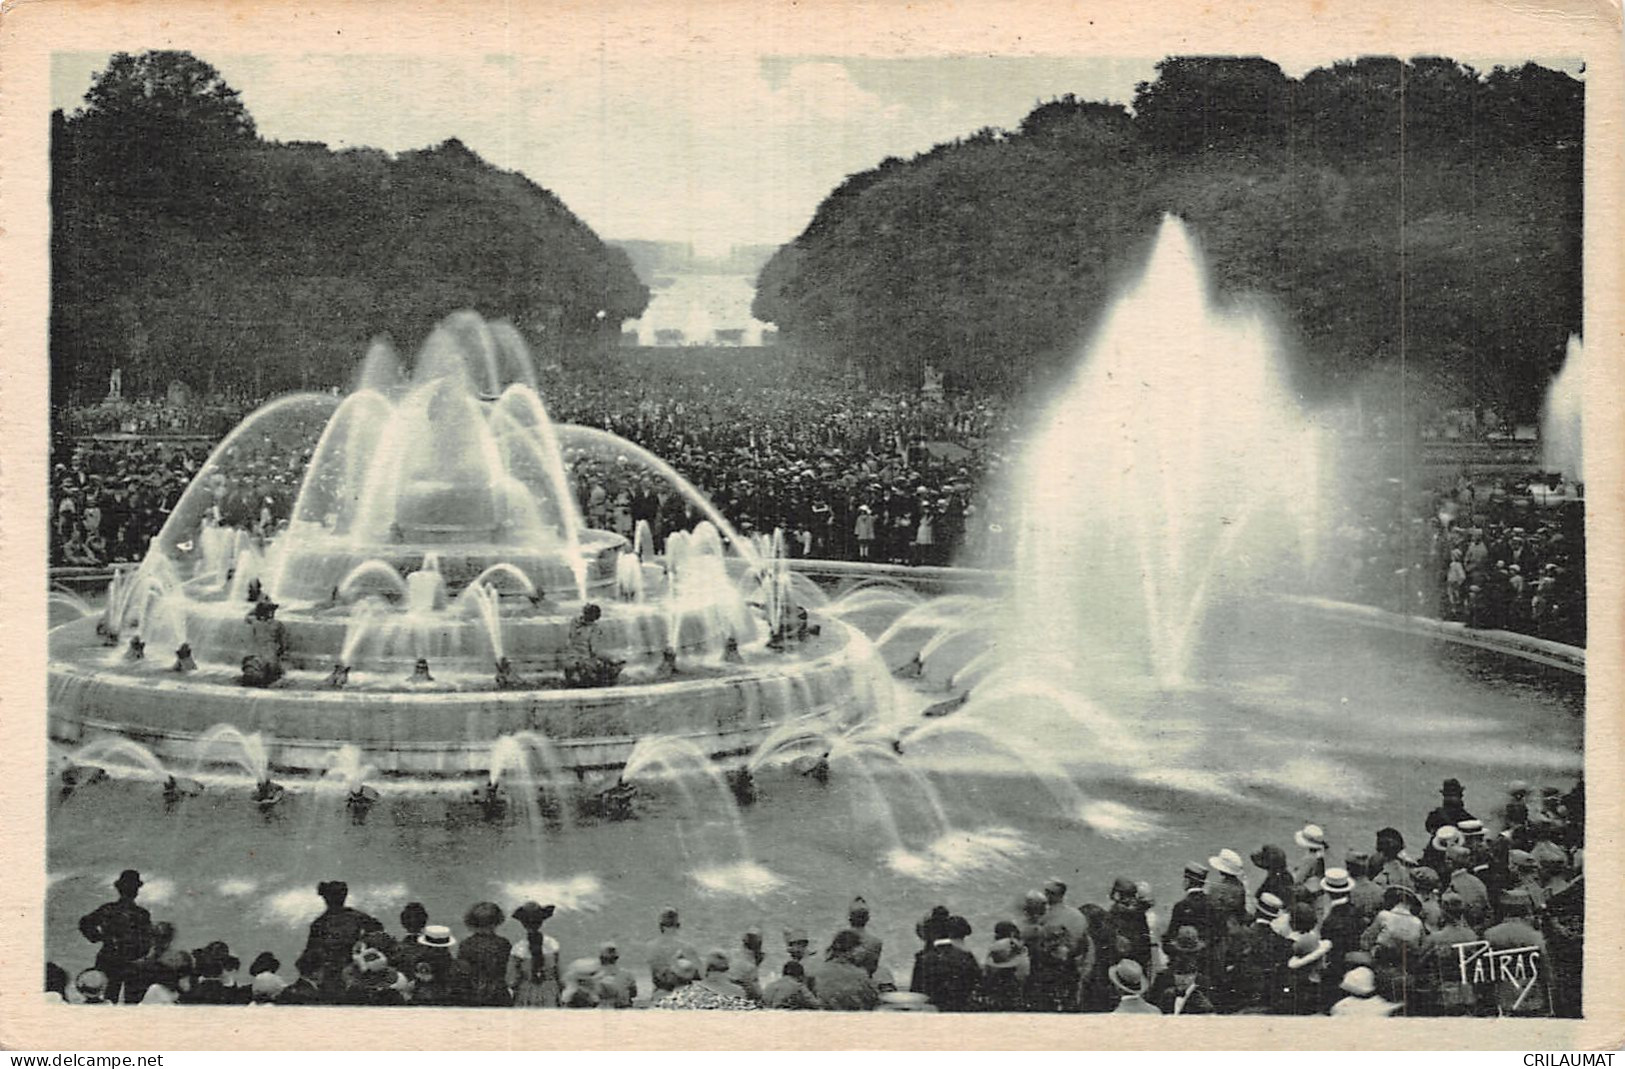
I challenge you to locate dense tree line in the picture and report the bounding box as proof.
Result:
[754,57,1582,420]
[51,51,648,406]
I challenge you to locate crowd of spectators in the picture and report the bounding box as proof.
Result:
[1322,471,1586,645]
[53,776,1584,1016]
[49,371,1586,649]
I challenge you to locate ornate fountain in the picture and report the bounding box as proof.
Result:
[47,312,882,776]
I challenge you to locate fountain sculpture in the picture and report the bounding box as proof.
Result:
[48,311,878,776]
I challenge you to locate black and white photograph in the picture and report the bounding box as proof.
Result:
[4,0,1621,1051]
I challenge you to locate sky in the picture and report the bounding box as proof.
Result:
[50,51,1581,257]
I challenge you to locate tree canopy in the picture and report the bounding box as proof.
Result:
[51,51,647,405]
[754,56,1581,420]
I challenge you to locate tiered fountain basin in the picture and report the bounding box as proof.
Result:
[265,528,627,604]
[47,611,866,775]
[152,561,743,674]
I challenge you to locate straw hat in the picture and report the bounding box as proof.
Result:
[1208,849,1244,878]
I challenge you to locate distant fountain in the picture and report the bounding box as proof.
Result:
[1542,334,1584,483]
[1007,215,1316,690]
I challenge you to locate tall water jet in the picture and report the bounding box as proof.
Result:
[1007,215,1315,690]
[1542,334,1584,483]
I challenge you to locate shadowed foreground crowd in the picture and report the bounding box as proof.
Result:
[54,777,1583,1017]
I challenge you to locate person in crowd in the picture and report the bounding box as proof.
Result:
[1419,892,1479,1016]
[391,902,430,978]
[727,929,765,1002]
[1410,866,1444,930]
[593,942,638,1009]
[1484,889,1552,1017]
[1292,824,1330,902]
[1105,876,1153,970]
[655,950,758,1010]
[1278,932,1333,1015]
[783,927,812,970]
[1206,849,1248,929]
[761,959,820,1010]
[249,971,287,1006]
[457,901,512,1006]
[1330,965,1399,1016]
[302,880,383,993]
[814,930,882,1011]
[73,969,110,1005]
[1317,868,1362,986]
[1250,844,1293,909]
[123,922,177,1005]
[77,869,153,1005]
[976,932,1029,1012]
[1228,892,1287,1013]
[647,906,701,994]
[1165,861,1214,947]
[559,958,605,1008]
[1107,959,1161,1015]
[1372,828,1415,891]
[340,931,407,1006]
[1345,854,1385,923]
[843,897,884,976]
[46,962,71,1004]
[1427,779,1477,835]
[138,950,191,1006]
[911,914,980,1012]
[1148,927,1216,1015]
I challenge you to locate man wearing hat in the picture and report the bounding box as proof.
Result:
[78,869,153,1004]
[1485,889,1552,1016]
[1419,892,1480,1015]
[1228,892,1288,1012]
[1317,868,1362,988]
[646,907,700,993]
[1149,926,1216,1015]
[1107,959,1161,1014]
[1206,848,1248,927]
[1443,845,1491,926]
[909,915,980,1012]
[1426,778,1477,835]
[1165,862,1215,950]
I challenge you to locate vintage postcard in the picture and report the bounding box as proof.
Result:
[1,0,1620,1051]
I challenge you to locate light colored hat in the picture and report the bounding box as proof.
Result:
[1458,819,1486,839]
[1288,936,1332,971]
[1208,849,1244,878]
[417,925,457,949]
[250,973,287,1000]
[1295,824,1328,851]
[1340,966,1377,997]
[1431,826,1463,852]
[1321,868,1355,895]
[1108,958,1149,996]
